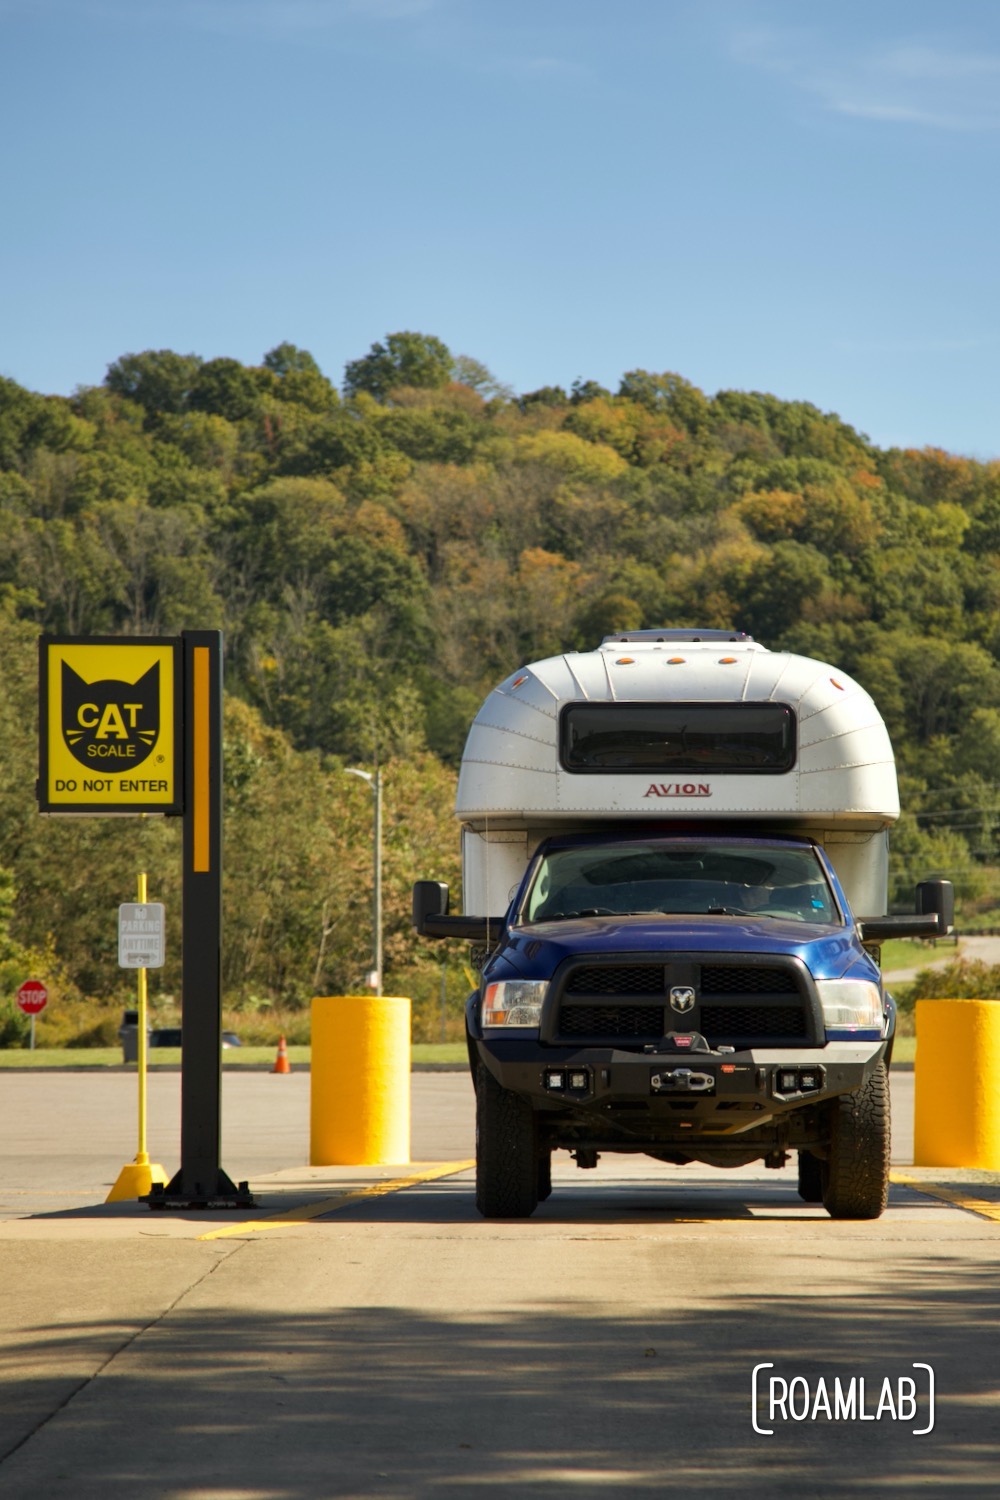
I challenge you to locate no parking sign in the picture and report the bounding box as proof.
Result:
[118,904,166,969]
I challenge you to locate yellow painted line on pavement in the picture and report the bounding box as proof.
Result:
[891,1171,1000,1223]
[197,1159,475,1240]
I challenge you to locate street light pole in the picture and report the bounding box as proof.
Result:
[373,766,383,996]
[345,766,383,996]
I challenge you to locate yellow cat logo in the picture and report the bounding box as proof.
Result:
[39,638,180,813]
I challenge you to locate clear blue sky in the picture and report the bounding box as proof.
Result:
[2,0,998,457]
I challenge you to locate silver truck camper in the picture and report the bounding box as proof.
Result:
[457,631,898,921]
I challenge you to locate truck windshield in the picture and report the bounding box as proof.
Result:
[520,841,839,925]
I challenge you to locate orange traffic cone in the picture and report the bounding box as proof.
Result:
[272,1035,291,1074]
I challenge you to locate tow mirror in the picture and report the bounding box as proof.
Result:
[413,881,450,932]
[412,880,503,943]
[858,877,955,943]
[917,879,955,935]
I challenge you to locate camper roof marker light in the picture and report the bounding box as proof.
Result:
[719,656,737,664]
[511,675,528,690]
[616,657,635,665]
[831,679,845,691]
[667,657,685,665]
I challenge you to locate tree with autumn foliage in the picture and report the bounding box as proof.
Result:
[2,331,1000,1036]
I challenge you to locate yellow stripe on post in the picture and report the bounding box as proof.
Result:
[192,646,211,872]
[914,999,1000,1169]
[310,995,411,1165]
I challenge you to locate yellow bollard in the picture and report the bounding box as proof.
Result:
[914,999,1000,1169]
[310,995,411,1165]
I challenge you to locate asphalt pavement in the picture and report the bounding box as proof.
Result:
[1,1068,998,1498]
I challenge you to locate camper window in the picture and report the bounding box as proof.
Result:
[560,702,796,774]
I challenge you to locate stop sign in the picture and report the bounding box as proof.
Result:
[17,980,48,1015]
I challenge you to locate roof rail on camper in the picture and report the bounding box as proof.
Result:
[599,628,755,645]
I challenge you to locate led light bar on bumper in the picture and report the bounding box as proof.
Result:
[482,980,548,1028]
[545,1067,591,1094]
[774,1065,826,1098]
[815,979,883,1035]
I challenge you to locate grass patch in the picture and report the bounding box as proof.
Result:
[891,1034,916,1064]
[0,1042,467,1068]
[0,1047,125,1068]
[411,1043,467,1066]
[881,937,957,972]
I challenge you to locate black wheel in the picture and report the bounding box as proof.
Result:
[475,1064,540,1218]
[797,1149,824,1203]
[537,1149,552,1203]
[822,1062,891,1220]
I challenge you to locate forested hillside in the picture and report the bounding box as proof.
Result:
[1,332,999,1041]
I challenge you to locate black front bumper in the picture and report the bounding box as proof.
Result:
[471,1032,889,1145]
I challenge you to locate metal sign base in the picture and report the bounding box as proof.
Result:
[144,1174,256,1211]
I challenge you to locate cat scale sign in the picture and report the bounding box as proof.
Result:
[38,637,183,813]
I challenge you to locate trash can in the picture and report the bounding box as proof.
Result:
[119,1009,151,1064]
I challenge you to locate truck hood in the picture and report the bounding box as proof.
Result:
[494,914,872,982]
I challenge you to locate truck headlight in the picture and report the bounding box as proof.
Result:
[815,979,883,1030]
[482,980,548,1028]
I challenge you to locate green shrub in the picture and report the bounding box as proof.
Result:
[34,995,119,1048]
[220,1006,311,1046]
[895,959,1000,1013]
[0,999,29,1048]
[65,1014,122,1048]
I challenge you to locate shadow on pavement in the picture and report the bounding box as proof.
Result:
[6,1169,980,1231]
[0,1257,998,1497]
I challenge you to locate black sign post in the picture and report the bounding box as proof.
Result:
[39,629,255,1211]
[148,630,253,1209]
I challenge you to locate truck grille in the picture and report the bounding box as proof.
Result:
[565,965,664,995]
[699,1004,807,1039]
[560,1004,665,1039]
[552,958,814,1046]
[700,965,799,996]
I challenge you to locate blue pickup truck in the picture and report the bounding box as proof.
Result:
[415,631,952,1220]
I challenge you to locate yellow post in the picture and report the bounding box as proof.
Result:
[914,999,1000,1169]
[135,869,151,1167]
[106,872,169,1202]
[310,994,411,1165]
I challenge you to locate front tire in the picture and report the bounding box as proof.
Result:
[822,1062,891,1220]
[475,1064,540,1219]
[537,1149,552,1203]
